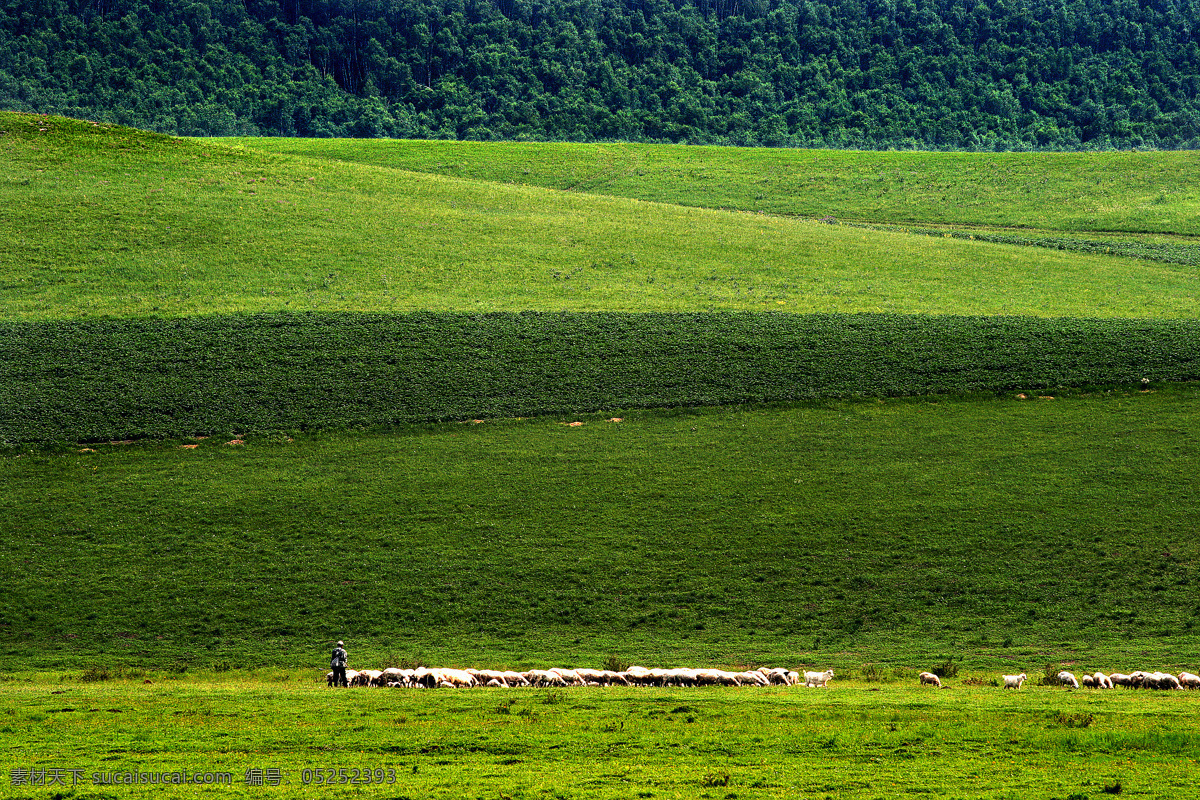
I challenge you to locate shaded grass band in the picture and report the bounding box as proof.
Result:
[3,311,1199,444]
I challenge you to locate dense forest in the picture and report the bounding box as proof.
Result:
[2,0,1198,148]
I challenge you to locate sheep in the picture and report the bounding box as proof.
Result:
[1109,672,1133,688]
[1178,672,1200,689]
[524,669,568,687]
[658,668,686,687]
[918,672,942,688]
[379,667,409,687]
[411,667,447,689]
[439,668,478,689]
[714,670,743,687]
[1002,673,1027,690]
[739,670,771,687]
[757,667,791,686]
[804,669,835,687]
[1093,672,1113,689]
[1081,674,1097,688]
[503,670,533,687]
[1146,671,1182,690]
[360,669,384,687]
[549,668,583,686]
[1056,670,1079,689]
[346,669,370,687]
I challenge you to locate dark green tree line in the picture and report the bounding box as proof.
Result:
[2,0,1198,147]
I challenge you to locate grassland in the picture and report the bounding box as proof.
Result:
[5,387,1199,671]
[5,676,1200,800]
[222,137,1200,236]
[4,113,1200,321]
[6,112,1200,798]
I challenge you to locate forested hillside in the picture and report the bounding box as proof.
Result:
[3,0,1198,149]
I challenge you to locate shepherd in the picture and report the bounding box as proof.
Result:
[330,640,348,687]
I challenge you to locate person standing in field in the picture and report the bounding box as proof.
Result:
[330,640,348,687]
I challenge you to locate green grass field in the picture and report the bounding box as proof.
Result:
[5,676,1200,800]
[220,137,1200,236]
[5,113,1200,321]
[5,111,1200,798]
[6,387,1199,671]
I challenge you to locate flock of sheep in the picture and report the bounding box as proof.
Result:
[329,664,1200,692]
[326,665,834,689]
[917,669,1200,690]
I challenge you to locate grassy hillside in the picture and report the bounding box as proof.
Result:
[4,312,1199,444]
[5,113,1200,679]
[4,387,1199,671]
[4,112,1200,322]
[222,137,1200,236]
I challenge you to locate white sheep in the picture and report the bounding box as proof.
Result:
[1147,671,1182,690]
[379,667,408,687]
[549,668,583,686]
[1109,672,1133,688]
[1093,672,1113,689]
[804,669,834,687]
[440,668,478,688]
[1178,672,1200,689]
[1002,673,1027,689]
[503,670,533,687]
[1056,670,1079,689]
[524,669,568,687]
[739,670,771,686]
[918,672,942,688]
[757,667,791,685]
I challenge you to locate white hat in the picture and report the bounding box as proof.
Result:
[337,640,344,646]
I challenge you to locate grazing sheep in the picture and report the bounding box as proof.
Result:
[661,668,691,687]
[503,670,533,687]
[360,669,384,687]
[549,668,583,686]
[1056,670,1080,689]
[757,667,792,686]
[1082,674,1097,688]
[1146,671,1182,690]
[1109,672,1133,688]
[346,669,368,687]
[918,672,942,688]
[804,669,835,687]
[440,669,478,689]
[1178,672,1200,689]
[1002,673,1027,690]
[524,669,569,687]
[739,670,771,687]
[1093,672,1113,689]
[379,667,408,687]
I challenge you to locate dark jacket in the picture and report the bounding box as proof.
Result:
[330,647,347,668]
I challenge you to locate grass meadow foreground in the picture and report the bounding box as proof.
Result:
[5,675,1200,800]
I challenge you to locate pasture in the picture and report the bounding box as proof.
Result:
[4,113,1200,321]
[5,112,1200,797]
[5,674,1200,800]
